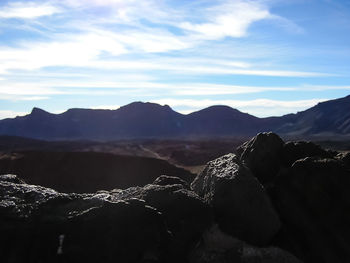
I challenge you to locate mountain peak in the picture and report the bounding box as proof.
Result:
[120,102,173,112]
[30,107,50,115]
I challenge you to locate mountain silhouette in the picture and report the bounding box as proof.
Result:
[1,96,350,140]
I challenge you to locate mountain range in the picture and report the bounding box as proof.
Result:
[1,95,350,140]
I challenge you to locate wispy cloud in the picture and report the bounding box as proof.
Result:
[0,2,60,19]
[2,79,350,103]
[1,0,348,119]
[180,0,271,39]
[152,98,328,117]
[0,0,313,76]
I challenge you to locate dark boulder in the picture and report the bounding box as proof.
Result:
[191,153,281,246]
[189,224,302,263]
[112,183,212,262]
[270,157,350,263]
[152,175,190,189]
[281,141,334,167]
[236,132,284,184]
[0,178,170,263]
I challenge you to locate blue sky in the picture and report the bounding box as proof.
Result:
[0,0,349,119]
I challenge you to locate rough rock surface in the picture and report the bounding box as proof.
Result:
[270,157,350,263]
[281,141,334,167]
[236,132,284,184]
[191,153,281,246]
[0,174,26,184]
[0,175,170,263]
[4,132,350,263]
[152,174,190,189]
[189,224,302,263]
[337,151,350,168]
[112,182,212,262]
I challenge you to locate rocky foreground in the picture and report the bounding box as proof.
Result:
[1,132,350,263]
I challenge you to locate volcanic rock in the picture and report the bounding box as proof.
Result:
[189,224,302,263]
[191,153,281,246]
[270,157,350,263]
[337,151,350,168]
[112,182,212,262]
[0,176,170,263]
[281,141,334,167]
[237,132,284,184]
[152,175,190,189]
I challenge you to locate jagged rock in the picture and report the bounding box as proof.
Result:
[112,183,212,262]
[191,153,281,246]
[152,175,190,189]
[0,175,64,219]
[0,178,170,263]
[237,132,284,184]
[281,141,334,167]
[270,157,350,263]
[189,224,302,263]
[337,152,350,168]
[0,174,26,184]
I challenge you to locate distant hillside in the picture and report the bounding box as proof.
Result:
[1,95,350,140]
[0,151,194,193]
[274,95,350,136]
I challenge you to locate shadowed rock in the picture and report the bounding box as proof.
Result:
[152,175,190,189]
[237,132,284,184]
[189,224,302,263]
[112,182,212,262]
[0,174,26,184]
[337,152,350,168]
[270,157,350,263]
[0,176,170,263]
[281,141,334,167]
[191,153,281,246]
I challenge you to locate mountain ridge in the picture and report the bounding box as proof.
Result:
[1,96,350,140]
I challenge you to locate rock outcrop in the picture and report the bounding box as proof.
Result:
[281,141,334,167]
[235,132,350,263]
[0,175,170,263]
[2,132,350,263]
[191,153,281,246]
[270,157,350,263]
[152,174,190,189]
[112,183,212,262]
[237,132,284,184]
[189,224,302,263]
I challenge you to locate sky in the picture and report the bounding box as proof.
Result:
[0,0,350,119]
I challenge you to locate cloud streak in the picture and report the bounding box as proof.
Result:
[0,0,348,120]
[0,2,60,19]
[152,98,328,117]
[180,0,271,39]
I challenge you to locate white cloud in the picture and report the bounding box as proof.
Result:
[0,2,60,19]
[0,0,317,78]
[0,32,127,74]
[152,98,328,117]
[0,110,27,119]
[0,94,49,101]
[91,105,120,110]
[172,84,296,95]
[3,80,349,103]
[180,0,271,39]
